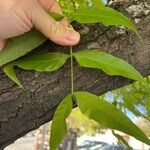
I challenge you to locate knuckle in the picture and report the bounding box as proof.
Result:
[49,21,66,42]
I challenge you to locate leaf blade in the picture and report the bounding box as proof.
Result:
[0,29,46,67]
[74,50,144,82]
[71,6,138,33]
[50,95,72,150]
[48,12,64,21]
[74,91,150,145]
[15,52,69,72]
[4,64,23,88]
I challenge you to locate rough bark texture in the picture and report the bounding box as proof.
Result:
[0,0,150,149]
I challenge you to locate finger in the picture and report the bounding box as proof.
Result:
[38,0,68,26]
[39,0,62,14]
[31,4,80,46]
[0,39,6,51]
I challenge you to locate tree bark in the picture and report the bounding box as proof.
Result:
[0,0,150,149]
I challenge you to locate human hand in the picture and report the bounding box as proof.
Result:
[0,0,80,51]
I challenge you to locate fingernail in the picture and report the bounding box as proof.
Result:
[65,29,80,43]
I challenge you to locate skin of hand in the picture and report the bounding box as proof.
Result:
[0,0,80,51]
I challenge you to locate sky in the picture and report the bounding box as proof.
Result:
[102,0,108,4]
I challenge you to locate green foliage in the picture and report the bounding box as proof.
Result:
[50,91,150,149]
[0,1,138,67]
[0,29,46,67]
[146,98,150,117]
[1,0,146,148]
[4,50,144,87]
[48,12,64,21]
[4,52,69,87]
[0,12,64,67]
[74,91,150,145]
[14,52,69,72]
[68,108,105,135]
[111,77,150,119]
[50,95,73,150]
[123,94,144,117]
[71,6,138,33]
[92,0,105,7]
[74,50,144,82]
[4,64,23,88]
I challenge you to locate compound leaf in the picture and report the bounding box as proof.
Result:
[50,95,72,150]
[71,6,138,33]
[74,91,150,145]
[74,50,144,82]
[15,52,69,72]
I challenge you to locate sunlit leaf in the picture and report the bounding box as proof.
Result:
[4,64,23,88]
[15,52,69,72]
[74,91,150,145]
[50,95,72,150]
[74,50,144,82]
[71,6,138,33]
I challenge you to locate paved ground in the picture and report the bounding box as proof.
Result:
[4,137,34,150]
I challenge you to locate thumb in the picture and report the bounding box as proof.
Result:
[30,5,80,46]
[0,40,6,51]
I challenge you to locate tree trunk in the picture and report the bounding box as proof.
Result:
[0,0,150,149]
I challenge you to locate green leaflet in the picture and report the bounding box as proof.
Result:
[0,13,64,67]
[50,95,72,150]
[73,50,144,82]
[48,12,64,21]
[4,64,23,88]
[112,130,132,150]
[0,29,46,67]
[4,53,69,87]
[71,6,138,33]
[15,52,69,72]
[74,91,150,145]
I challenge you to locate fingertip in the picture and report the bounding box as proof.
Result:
[65,30,80,45]
[57,29,80,46]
